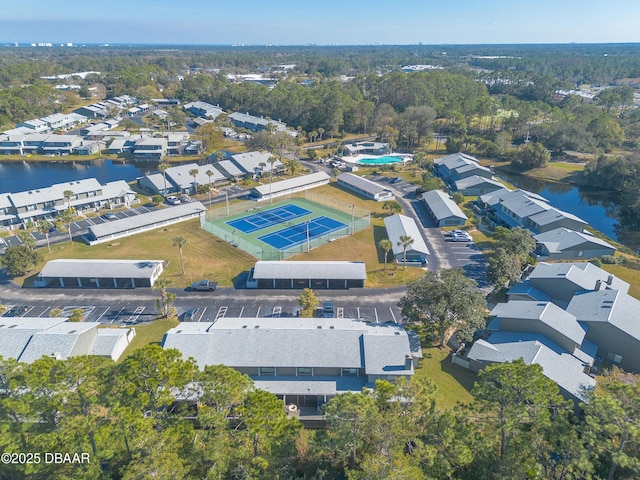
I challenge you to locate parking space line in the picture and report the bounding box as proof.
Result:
[239,306,244,317]
[215,306,227,321]
[111,307,125,324]
[24,306,36,316]
[374,308,379,323]
[390,307,397,323]
[256,306,261,317]
[272,306,281,317]
[357,307,361,319]
[40,306,52,316]
[197,307,207,322]
[96,307,110,322]
[126,306,145,324]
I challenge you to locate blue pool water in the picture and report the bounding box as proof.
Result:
[358,156,405,165]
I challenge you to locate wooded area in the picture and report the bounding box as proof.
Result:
[0,347,638,480]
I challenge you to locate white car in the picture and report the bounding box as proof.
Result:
[166,195,181,205]
[451,232,472,242]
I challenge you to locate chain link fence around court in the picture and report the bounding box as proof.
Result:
[201,191,371,260]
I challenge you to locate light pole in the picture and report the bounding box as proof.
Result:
[350,204,355,235]
[225,187,230,216]
[306,220,310,253]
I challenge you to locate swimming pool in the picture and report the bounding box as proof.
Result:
[358,155,405,165]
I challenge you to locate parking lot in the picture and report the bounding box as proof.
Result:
[2,295,404,326]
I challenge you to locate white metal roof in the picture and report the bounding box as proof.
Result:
[252,260,366,280]
[39,259,163,279]
[383,214,430,257]
[252,171,330,196]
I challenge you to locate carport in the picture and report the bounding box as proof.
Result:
[247,261,366,289]
[35,259,164,289]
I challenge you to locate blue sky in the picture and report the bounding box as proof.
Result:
[1,0,639,45]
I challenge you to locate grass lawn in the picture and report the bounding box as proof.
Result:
[601,261,640,300]
[23,218,255,288]
[116,317,179,362]
[415,346,476,409]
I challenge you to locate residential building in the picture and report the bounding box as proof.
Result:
[534,228,616,260]
[224,151,285,178]
[0,178,136,227]
[433,153,492,183]
[183,101,224,120]
[132,137,167,161]
[454,175,505,196]
[162,317,421,413]
[228,111,288,132]
[0,317,135,363]
[342,141,390,156]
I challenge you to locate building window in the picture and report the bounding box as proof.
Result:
[607,352,622,364]
[259,367,275,376]
[297,367,312,377]
[341,368,358,377]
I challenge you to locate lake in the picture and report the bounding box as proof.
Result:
[0,159,152,194]
[497,171,620,241]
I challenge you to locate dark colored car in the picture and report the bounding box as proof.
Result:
[3,305,28,317]
[191,280,218,291]
[181,308,199,322]
[322,302,335,318]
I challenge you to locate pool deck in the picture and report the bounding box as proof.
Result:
[340,153,413,164]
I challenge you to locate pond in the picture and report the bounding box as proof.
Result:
[497,171,620,242]
[0,159,152,194]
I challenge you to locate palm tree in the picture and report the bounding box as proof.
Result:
[378,238,393,272]
[172,236,187,275]
[205,169,214,204]
[398,235,414,271]
[63,190,74,210]
[152,277,174,318]
[285,158,300,176]
[36,219,52,253]
[60,208,74,242]
[158,162,170,195]
[189,168,199,195]
[383,200,402,216]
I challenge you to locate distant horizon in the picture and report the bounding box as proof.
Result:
[4,41,640,48]
[3,1,640,46]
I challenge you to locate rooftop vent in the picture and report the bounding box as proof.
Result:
[254,325,260,329]
[242,325,247,329]
[317,326,322,329]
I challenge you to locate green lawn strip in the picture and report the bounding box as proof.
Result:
[24,218,254,288]
[116,317,179,362]
[415,346,475,409]
[601,263,640,300]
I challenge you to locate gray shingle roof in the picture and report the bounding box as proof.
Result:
[529,262,630,294]
[467,331,595,401]
[534,227,615,253]
[162,318,417,374]
[490,301,586,346]
[567,290,640,340]
[454,175,503,191]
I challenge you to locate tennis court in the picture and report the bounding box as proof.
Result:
[226,203,311,233]
[258,216,347,250]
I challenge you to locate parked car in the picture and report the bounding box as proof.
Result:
[322,302,335,318]
[390,176,403,184]
[3,305,27,317]
[101,212,118,220]
[191,279,218,291]
[181,308,199,322]
[166,195,181,205]
[451,232,472,242]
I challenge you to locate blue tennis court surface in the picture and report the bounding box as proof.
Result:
[258,216,347,250]
[226,204,311,233]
